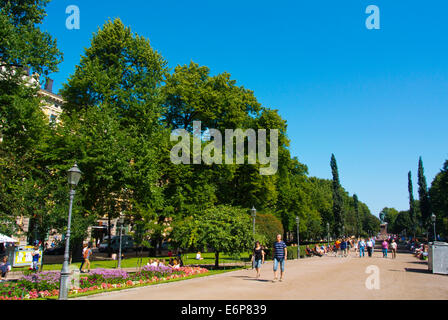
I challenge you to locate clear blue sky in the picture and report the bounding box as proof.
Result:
[41,0,448,217]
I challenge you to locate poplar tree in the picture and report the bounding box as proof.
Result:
[417,157,431,232]
[408,171,416,238]
[353,194,360,237]
[331,154,344,236]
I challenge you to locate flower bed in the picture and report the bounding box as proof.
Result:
[0,266,209,300]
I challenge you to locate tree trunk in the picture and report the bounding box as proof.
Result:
[71,240,83,263]
[157,238,163,255]
[149,239,157,257]
[215,251,219,268]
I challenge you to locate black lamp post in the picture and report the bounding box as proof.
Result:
[431,213,436,242]
[296,216,300,259]
[251,207,256,242]
[59,163,82,300]
[117,214,124,269]
[327,222,330,247]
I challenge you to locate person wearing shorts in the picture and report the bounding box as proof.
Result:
[251,241,265,279]
[391,239,397,259]
[272,234,287,282]
[31,246,40,271]
[81,244,92,273]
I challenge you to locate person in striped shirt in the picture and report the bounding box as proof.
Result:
[272,234,287,282]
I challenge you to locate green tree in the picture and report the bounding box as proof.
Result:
[353,194,360,237]
[255,212,284,246]
[330,154,344,236]
[58,18,168,256]
[429,160,448,239]
[380,207,399,233]
[0,0,62,239]
[171,205,253,267]
[0,0,62,77]
[408,171,417,238]
[418,157,432,233]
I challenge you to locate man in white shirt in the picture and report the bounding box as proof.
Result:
[366,239,373,257]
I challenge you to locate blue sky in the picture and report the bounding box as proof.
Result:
[40,0,448,216]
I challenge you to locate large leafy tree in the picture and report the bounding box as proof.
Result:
[58,18,168,256]
[0,0,62,238]
[429,160,448,239]
[171,205,253,267]
[0,0,62,76]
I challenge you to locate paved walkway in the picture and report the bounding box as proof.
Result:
[76,251,448,300]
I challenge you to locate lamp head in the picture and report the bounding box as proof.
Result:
[251,206,256,217]
[67,163,82,188]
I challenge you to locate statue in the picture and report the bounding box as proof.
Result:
[379,212,385,224]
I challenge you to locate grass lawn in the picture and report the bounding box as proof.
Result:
[13,252,251,272]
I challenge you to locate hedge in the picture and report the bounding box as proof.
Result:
[260,242,334,259]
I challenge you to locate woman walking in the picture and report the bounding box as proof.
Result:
[382,239,389,258]
[391,239,397,259]
[251,241,265,279]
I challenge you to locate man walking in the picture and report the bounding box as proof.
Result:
[366,238,373,257]
[273,234,287,282]
[79,243,87,272]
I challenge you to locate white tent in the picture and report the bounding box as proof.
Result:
[0,233,18,243]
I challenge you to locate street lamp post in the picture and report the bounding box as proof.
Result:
[58,163,82,300]
[251,206,256,243]
[117,214,124,269]
[296,216,300,259]
[342,225,345,238]
[431,213,437,242]
[327,222,330,247]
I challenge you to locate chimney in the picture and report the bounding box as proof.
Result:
[44,78,54,93]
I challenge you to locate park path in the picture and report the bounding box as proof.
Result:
[76,251,448,300]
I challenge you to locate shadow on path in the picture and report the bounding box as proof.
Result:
[405,268,431,274]
[407,261,428,265]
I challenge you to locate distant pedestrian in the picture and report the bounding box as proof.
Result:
[81,244,92,273]
[358,238,366,257]
[272,234,287,282]
[335,239,341,257]
[340,239,347,257]
[79,243,87,272]
[391,239,397,259]
[382,240,388,258]
[366,239,373,257]
[177,250,184,267]
[0,256,11,280]
[31,246,40,271]
[251,241,265,279]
